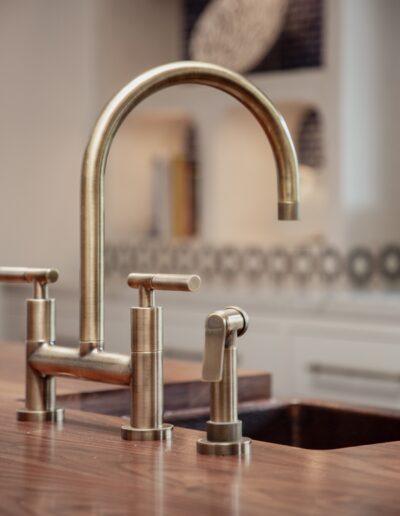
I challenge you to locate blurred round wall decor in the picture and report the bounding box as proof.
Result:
[189,0,289,73]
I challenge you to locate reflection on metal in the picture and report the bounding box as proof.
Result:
[0,267,64,422]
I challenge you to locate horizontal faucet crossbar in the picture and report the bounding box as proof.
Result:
[29,345,131,385]
[0,267,59,284]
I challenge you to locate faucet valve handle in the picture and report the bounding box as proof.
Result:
[127,272,201,292]
[0,266,63,422]
[0,267,59,299]
[127,273,201,307]
[122,272,201,442]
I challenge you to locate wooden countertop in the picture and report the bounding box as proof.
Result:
[1,342,400,515]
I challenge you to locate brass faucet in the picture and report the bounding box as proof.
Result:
[0,61,299,439]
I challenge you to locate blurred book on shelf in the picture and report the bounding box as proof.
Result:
[150,158,172,239]
[150,124,199,240]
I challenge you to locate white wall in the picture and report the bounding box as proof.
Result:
[0,0,182,279]
[0,0,182,340]
[0,0,96,289]
[93,0,183,104]
[340,0,400,246]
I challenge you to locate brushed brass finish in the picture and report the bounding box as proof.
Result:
[19,299,62,422]
[197,437,251,456]
[0,62,300,442]
[0,267,58,286]
[80,61,299,352]
[198,307,251,456]
[127,273,201,293]
[122,273,199,440]
[206,420,242,442]
[278,201,299,221]
[20,296,64,422]
[202,313,227,382]
[211,340,238,422]
[29,345,131,385]
[27,299,55,343]
[16,408,64,423]
[129,307,163,435]
[0,267,64,422]
[0,267,58,301]
[202,306,247,383]
[121,424,173,441]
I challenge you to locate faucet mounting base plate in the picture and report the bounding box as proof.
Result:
[197,437,251,456]
[121,423,173,441]
[16,407,64,423]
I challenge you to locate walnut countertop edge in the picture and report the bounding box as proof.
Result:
[0,342,400,515]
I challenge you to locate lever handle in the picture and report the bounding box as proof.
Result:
[123,271,201,441]
[127,273,201,292]
[127,273,201,307]
[202,313,227,382]
[202,306,248,382]
[0,267,58,284]
[0,267,59,299]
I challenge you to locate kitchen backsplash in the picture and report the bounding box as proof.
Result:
[105,241,400,288]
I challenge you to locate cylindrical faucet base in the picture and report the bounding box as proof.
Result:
[17,298,64,423]
[197,437,251,456]
[121,305,173,441]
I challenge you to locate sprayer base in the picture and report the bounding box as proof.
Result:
[17,408,64,423]
[197,437,251,456]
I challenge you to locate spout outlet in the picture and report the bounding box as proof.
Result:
[278,201,299,221]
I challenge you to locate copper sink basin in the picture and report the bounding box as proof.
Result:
[60,385,400,450]
[166,399,400,450]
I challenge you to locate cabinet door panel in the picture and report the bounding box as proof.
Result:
[293,332,400,408]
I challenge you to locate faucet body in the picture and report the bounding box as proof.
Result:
[0,61,299,438]
[122,273,201,441]
[0,268,64,422]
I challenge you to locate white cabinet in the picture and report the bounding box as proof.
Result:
[292,325,400,409]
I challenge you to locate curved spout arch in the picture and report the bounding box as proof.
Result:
[80,61,300,352]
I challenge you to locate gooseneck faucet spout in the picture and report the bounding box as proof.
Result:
[80,61,300,354]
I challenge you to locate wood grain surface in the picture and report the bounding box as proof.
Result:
[0,342,400,515]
